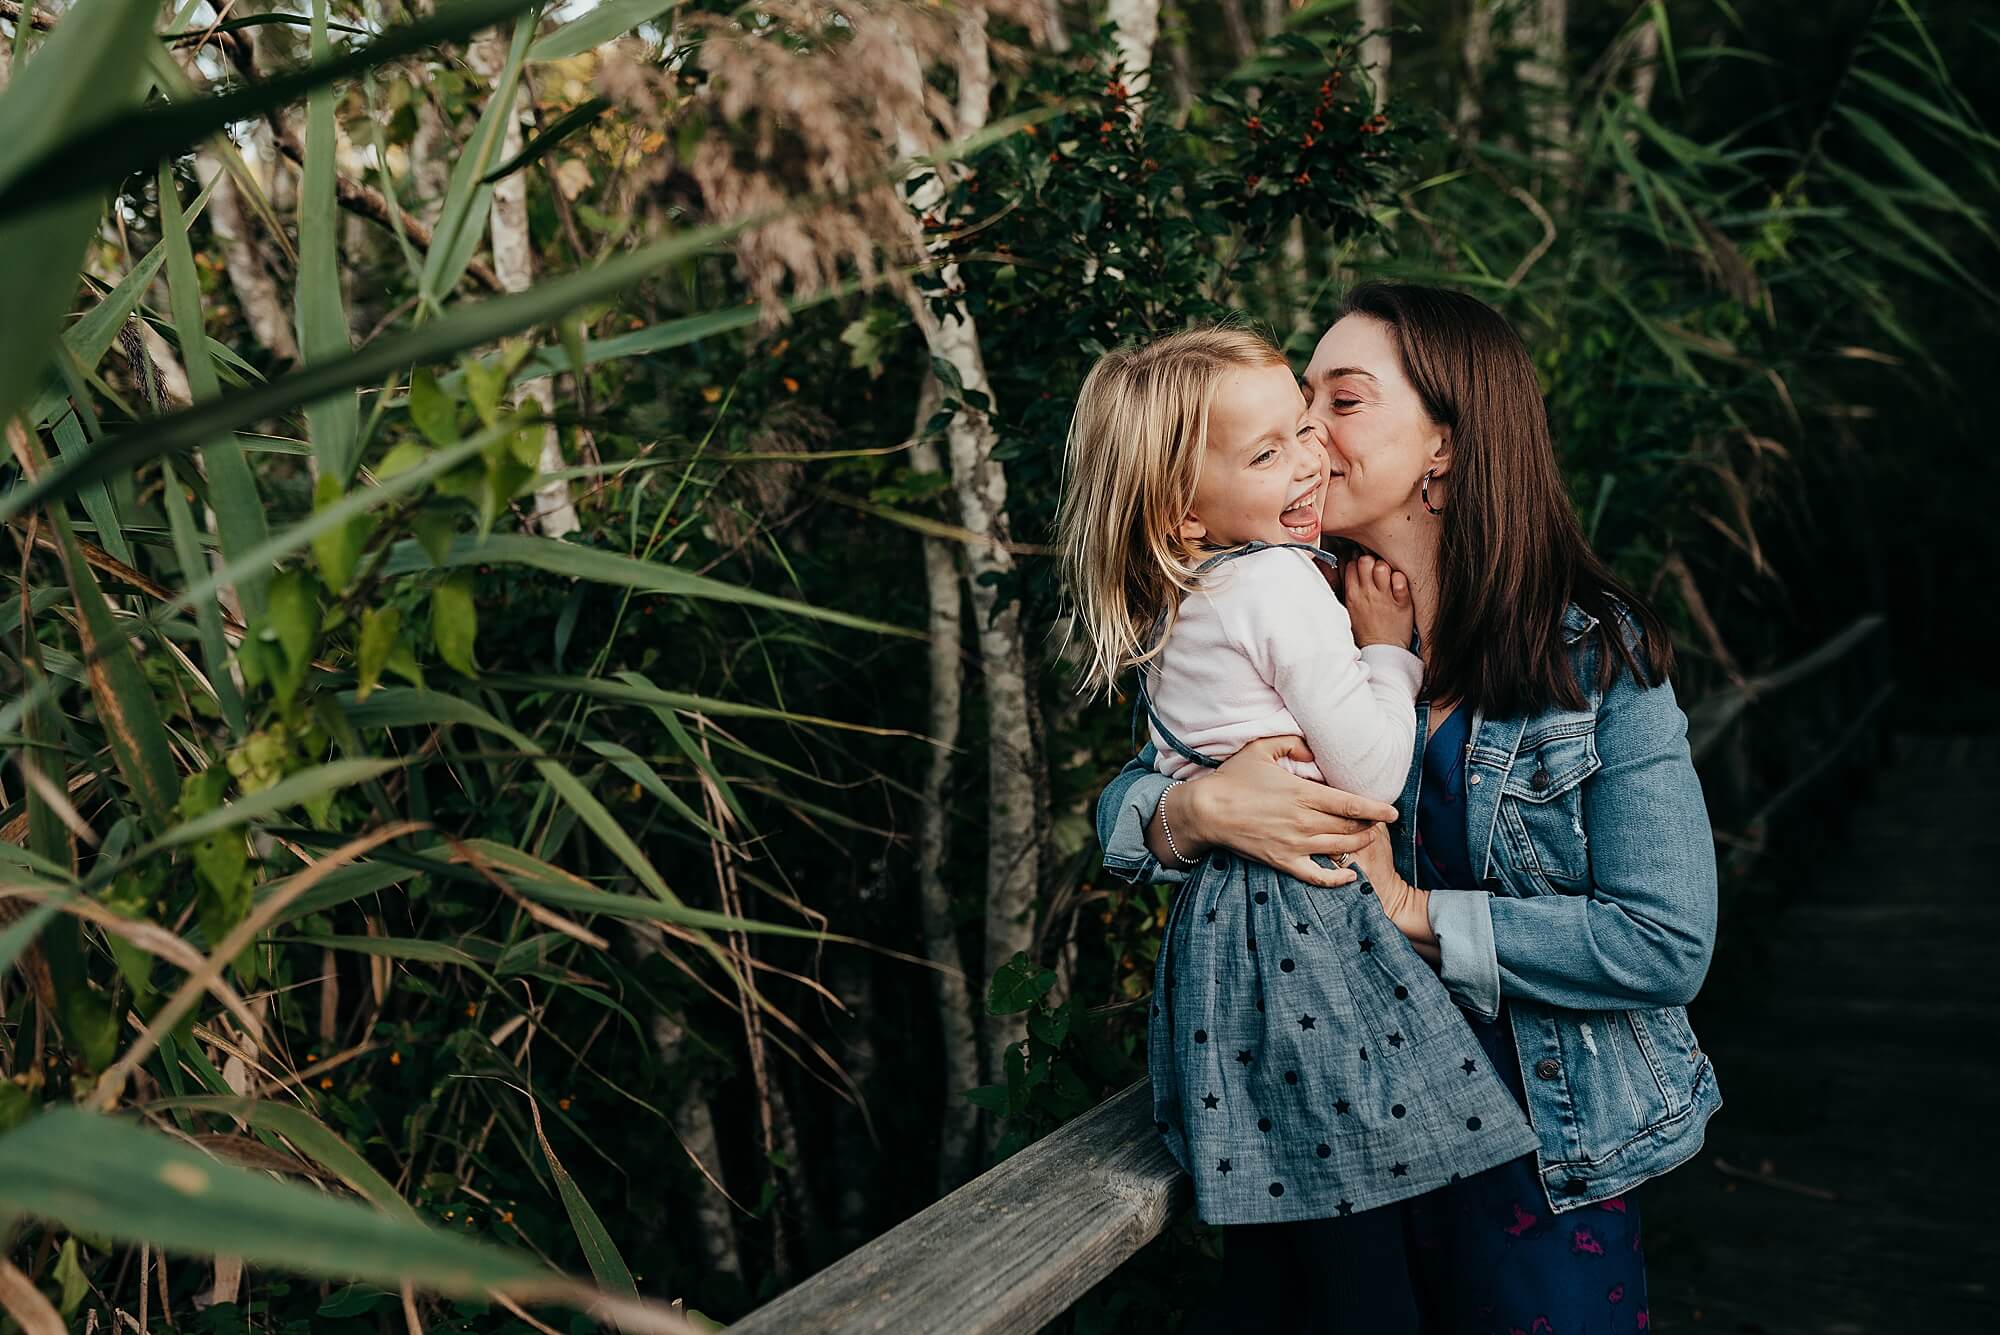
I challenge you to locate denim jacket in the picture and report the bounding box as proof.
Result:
[1098,604,1722,1212]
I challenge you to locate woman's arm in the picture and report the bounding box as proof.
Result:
[1095,737,1393,887]
[1425,666,1718,1018]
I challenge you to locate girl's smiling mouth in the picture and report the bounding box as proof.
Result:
[1280,482,1322,540]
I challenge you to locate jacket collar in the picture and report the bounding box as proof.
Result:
[1562,603,1600,645]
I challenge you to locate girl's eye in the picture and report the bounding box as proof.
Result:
[1251,449,1277,466]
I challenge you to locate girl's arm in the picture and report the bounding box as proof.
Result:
[1225,550,1421,804]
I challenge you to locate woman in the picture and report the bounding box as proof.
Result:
[1096,283,1720,1332]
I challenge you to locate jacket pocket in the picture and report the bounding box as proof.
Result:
[1555,1009,1678,1161]
[1624,1008,1693,1119]
[1498,723,1599,887]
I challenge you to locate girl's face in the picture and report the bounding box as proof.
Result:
[1300,314,1450,539]
[1182,362,1330,549]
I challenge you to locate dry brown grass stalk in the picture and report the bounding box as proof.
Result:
[599,0,1035,313]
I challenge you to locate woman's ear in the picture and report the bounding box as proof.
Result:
[1427,428,1453,479]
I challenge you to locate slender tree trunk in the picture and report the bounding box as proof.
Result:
[1107,0,1161,96]
[1629,17,1661,113]
[1457,0,1495,135]
[910,377,981,1188]
[1218,0,1256,61]
[765,1068,818,1267]
[890,16,1042,1096]
[1038,0,1069,51]
[648,1012,743,1280]
[1511,0,1569,163]
[1614,19,1662,211]
[1359,0,1393,109]
[467,35,578,537]
[196,152,298,362]
[409,95,453,224]
[1162,1,1196,114]
[828,948,880,1254]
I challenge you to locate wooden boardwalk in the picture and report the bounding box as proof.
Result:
[1644,734,2000,1332]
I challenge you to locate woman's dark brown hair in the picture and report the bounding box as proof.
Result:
[1337,281,1674,714]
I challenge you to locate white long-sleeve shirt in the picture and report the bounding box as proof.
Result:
[1146,546,1423,804]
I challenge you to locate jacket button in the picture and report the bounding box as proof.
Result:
[1468,773,1482,786]
[1535,1058,1562,1080]
[1563,1177,1588,1196]
[1530,767,1551,792]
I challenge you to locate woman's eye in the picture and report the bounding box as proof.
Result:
[1332,397,1361,410]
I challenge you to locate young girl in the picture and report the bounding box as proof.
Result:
[1058,324,1538,1225]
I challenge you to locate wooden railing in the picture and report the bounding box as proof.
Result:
[730,1081,1185,1334]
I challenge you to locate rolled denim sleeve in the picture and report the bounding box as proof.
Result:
[1095,746,1187,885]
[1427,888,1501,1020]
[1484,663,1718,1012]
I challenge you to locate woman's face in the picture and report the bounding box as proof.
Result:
[1300,314,1449,540]
[1183,362,1330,549]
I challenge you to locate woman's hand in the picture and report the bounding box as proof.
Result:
[1163,737,1397,888]
[1347,825,1439,964]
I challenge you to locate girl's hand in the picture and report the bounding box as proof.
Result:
[1164,736,1397,888]
[1347,825,1440,964]
[1344,554,1414,650]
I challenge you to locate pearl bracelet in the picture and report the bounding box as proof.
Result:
[1157,779,1200,867]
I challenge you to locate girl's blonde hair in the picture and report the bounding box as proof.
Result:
[1057,321,1290,700]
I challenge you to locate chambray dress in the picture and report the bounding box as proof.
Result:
[1144,546,1539,1226]
[1182,705,1651,1335]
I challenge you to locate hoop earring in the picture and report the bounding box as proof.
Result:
[1421,470,1445,516]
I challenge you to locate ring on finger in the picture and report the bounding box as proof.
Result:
[1330,852,1349,869]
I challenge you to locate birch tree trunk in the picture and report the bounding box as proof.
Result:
[196,152,299,362]
[1358,0,1393,109]
[1456,0,1495,135]
[1614,18,1662,212]
[890,15,1042,1094]
[647,1012,743,1280]
[1629,17,1661,113]
[409,95,454,224]
[1038,0,1069,51]
[910,377,981,1189]
[467,34,578,537]
[1107,0,1161,96]
[1162,6,1197,113]
[1511,0,1569,163]
[1218,0,1256,61]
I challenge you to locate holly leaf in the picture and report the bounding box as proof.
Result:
[431,571,478,677]
[986,950,1057,1015]
[408,367,458,446]
[355,606,401,702]
[1027,997,1074,1047]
